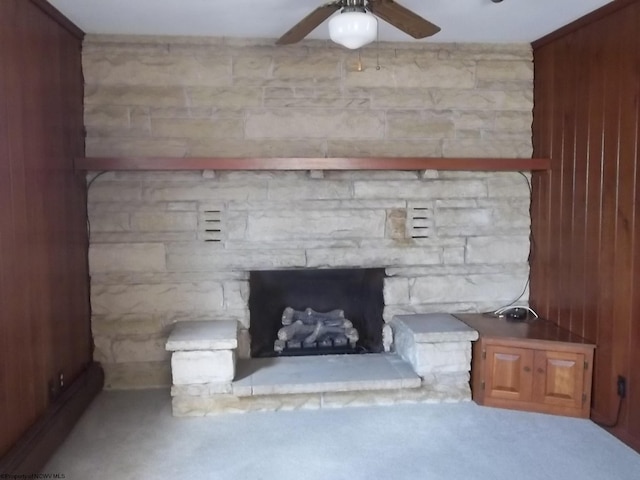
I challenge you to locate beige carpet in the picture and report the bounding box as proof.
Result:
[44,390,640,480]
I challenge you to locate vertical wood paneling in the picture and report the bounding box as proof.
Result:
[0,0,89,457]
[530,39,555,320]
[531,0,640,451]
[630,9,640,432]
[0,0,14,453]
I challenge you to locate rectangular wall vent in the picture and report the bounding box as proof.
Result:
[408,203,433,239]
[198,205,224,243]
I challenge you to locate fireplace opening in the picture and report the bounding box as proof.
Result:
[249,268,385,358]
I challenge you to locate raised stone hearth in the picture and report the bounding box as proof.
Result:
[166,313,478,416]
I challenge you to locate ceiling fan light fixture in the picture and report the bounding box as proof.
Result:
[328,11,378,49]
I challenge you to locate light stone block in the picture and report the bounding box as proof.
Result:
[88,182,141,202]
[130,212,197,232]
[487,172,531,198]
[91,314,165,336]
[391,313,477,376]
[166,244,306,271]
[382,323,393,352]
[383,277,410,305]
[171,350,236,385]
[431,89,533,111]
[84,105,130,129]
[232,55,272,79]
[443,247,465,265]
[86,137,190,157]
[435,208,491,227]
[245,210,386,241]
[386,111,455,139]
[89,243,166,273]
[151,117,244,139]
[171,393,321,416]
[466,236,530,264]
[326,139,442,158]
[305,247,442,268]
[353,180,487,200]
[141,183,268,202]
[236,329,251,359]
[245,110,385,139]
[476,60,533,82]
[85,53,232,87]
[409,274,525,304]
[166,320,238,351]
[443,138,533,158]
[186,86,263,108]
[189,138,326,157]
[85,85,187,108]
[410,343,472,374]
[102,361,171,390]
[171,383,233,396]
[370,88,436,109]
[91,282,224,315]
[111,336,171,363]
[272,56,340,81]
[266,181,351,200]
[222,281,249,311]
[391,313,478,343]
[494,111,533,132]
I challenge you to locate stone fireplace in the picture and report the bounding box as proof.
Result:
[89,169,531,391]
[83,36,534,390]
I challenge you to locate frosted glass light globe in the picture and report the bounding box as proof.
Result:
[328,11,378,49]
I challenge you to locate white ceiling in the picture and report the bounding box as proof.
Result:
[49,0,613,44]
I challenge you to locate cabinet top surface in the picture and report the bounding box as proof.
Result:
[455,314,596,347]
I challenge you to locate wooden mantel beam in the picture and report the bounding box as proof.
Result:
[75,157,550,172]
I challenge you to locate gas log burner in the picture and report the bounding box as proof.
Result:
[249,268,385,357]
[274,307,359,355]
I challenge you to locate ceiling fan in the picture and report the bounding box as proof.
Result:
[276,0,441,49]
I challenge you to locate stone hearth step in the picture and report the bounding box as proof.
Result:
[232,353,421,397]
[166,320,238,351]
[391,313,479,376]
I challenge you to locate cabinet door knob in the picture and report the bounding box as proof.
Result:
[537,368,545,374]
[523,366,531,372]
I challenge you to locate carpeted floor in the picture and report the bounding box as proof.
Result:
[44,390,640,480]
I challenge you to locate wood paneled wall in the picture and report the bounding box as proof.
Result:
[531,0,640,450]
[0,0,92,458]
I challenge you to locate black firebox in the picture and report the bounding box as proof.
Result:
[249,268,385,357]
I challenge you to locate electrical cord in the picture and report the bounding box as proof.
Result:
[592,396,624,429]
[483,171,537,318]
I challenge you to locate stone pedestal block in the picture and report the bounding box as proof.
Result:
[171,350,235,385]
[390,313,478,378]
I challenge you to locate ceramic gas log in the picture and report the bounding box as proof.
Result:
[274,307,359,353]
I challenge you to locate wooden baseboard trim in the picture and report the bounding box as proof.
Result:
[0,363,104,475]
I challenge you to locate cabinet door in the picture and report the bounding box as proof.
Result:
[485,345,534,402]
[532,350,585,409]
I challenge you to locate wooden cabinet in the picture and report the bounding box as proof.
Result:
[456,314,595,418]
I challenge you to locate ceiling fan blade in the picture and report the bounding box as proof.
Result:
[368,0,441,39]
[276,2,342,45]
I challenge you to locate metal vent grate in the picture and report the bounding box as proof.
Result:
[198,205,224,243]
[408,203,433,239]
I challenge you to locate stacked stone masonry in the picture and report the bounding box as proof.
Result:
[166,314,478,416]
[83,36,533,389]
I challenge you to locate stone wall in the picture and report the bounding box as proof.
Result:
[83,36,533,389]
